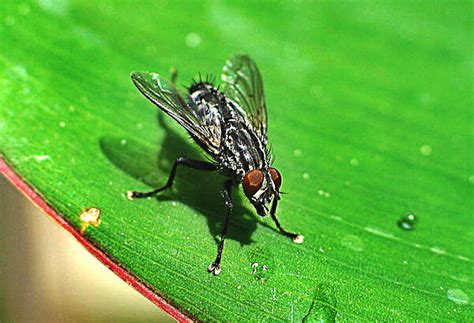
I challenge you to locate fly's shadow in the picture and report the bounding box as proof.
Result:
[100,113,257,246]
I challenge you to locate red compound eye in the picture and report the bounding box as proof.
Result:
[269,168,282,191]
[242,169,264,198]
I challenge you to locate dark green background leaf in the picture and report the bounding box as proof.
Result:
[1,0,472,320]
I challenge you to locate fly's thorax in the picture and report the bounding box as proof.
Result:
[189,82,224,103]
[220,117,269,178]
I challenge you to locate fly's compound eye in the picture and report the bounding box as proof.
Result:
[269,168,282,191]
[242,169,264,199]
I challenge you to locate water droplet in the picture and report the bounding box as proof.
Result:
[253,262,268,277]
[251,262,259,274]
[341,235,364,252]
[398,212,417,230]
[172,201,177,207]
[237,285,241,290]
[303,172,310,180]
[247,246,274,282]
[402,260,408,265]
[293,149,302,157]
[318,189,330,198]
[185,32,201,48]
[447,289,469,305]
[120,139,127,145]
[303,284,337,322]
[318,247,325,253]
[350,158,359,167]
[420,144,432,156]
[59,121,66,127]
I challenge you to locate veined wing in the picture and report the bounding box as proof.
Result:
[131,72,221,155]
[221,54,268,144]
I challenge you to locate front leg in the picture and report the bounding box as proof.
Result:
[127,157,216,199]
[208,180,233,275]
[270,198,304,244]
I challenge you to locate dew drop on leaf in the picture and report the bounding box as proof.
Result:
[398,212,417,230]
[350,158,359,166]
[447,289,469,305]
[185,32,201,48]
[303,283,337,322]
[420,144,432,156]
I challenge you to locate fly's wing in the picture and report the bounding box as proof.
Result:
[221,54,268,144]
[131,72,221,155]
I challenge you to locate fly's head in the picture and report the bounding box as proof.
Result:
[242,168,282,216]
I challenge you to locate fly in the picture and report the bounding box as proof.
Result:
[128,54,304,275]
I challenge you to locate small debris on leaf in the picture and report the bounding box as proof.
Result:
[79,207,101,234]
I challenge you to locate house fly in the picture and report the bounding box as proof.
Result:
[128,54,303,275]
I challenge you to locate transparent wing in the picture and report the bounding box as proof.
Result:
[221,54,268,143]
[131,71,221,155]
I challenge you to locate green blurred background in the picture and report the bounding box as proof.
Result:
[0,0,472,321]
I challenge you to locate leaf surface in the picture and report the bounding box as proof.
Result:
[0,1,472,320]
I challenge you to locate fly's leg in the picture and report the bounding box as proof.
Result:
[208,180,233,275]
[270,198,304,244]
[127,157,216,200]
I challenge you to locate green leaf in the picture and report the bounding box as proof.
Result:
[1,0,472,320]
